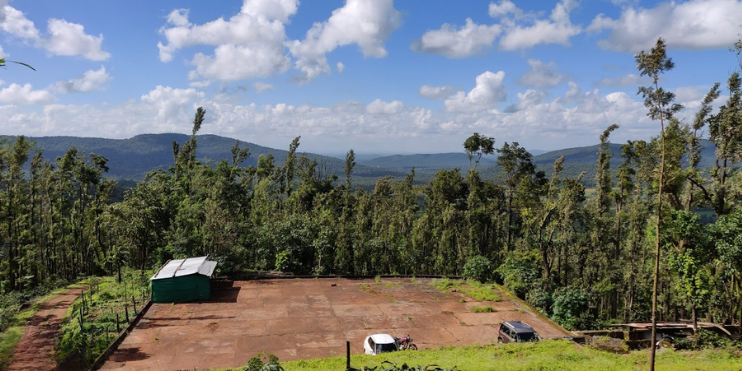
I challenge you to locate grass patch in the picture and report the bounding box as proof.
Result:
[213,340,742,371]
[0,326,23,369]
[56,269,152,367]
[431,279,501,302]
[470,305,495,313]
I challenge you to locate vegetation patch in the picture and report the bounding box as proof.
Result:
[208,340,742,371]
[431,279,501,302]
[470,305,495,313]
[56,270,151,367]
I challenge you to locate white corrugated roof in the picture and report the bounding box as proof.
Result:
[151,256,217,280]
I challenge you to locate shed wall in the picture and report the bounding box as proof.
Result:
[151,274,211,303]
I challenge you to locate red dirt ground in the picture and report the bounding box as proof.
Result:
[100,278,571,370]
[6,288,81,371]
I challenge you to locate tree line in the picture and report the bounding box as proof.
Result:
[1,39,741,332]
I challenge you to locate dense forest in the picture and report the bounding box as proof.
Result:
[1,39,741,333]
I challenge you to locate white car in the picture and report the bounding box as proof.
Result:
[364,333,398,355]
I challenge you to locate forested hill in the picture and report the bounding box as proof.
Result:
[359,153,497,170]
[3,134,721,188]
[1,134,414,183]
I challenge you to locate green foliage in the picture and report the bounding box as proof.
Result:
[462,255,493,283]
[673,329,735,350]
[431,279,501,302]
[56,272,151,366]
[551,286,597,330]
[244,352,283,371]
[469,305,494,313]
[588,337,629,354]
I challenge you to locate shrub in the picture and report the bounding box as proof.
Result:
[463,255,493,283]
[589,336,629,354]
[470,305,495,313]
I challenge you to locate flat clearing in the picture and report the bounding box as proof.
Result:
[100,278,570,371]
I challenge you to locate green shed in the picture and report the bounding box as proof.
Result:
[150,256,217,303]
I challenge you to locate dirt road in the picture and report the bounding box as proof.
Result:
[6,288,81,371]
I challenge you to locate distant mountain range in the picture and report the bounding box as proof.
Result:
[1,134,723,189]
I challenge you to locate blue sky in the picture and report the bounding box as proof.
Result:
[1,0,740,155]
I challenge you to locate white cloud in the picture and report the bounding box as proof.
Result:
[0,5,40,41]
[0,5,109,60]
[489,0,524,18]
[289,0,402,82]
[43,19,110,60]
[505,89,547,112]
[588,0,742,52]
[419,85,458,99]
[337,62,345,73]
[254,82,274,92]
[54,66,111,93]
[597,73,646,87]
[157,1,296,81]
[140,85,205,124]
[0,83,54,104]
[499,0,581,50]
[444,71,507,113]
[366,99,404,114]
[517,59,566,88]
[410,18,501,58]
[189,80,212,88]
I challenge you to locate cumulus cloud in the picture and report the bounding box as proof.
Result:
[366,99,404,114]
[43,19,110,60]
[157,1,296,81]
[410,18,501,58]
[337,62,345,73]
[140,85,205,124]
[588,0,742,52]
[254,82,274,92]
[54,66,111,93]
[444,71,507,113]
[289,0,402,82]
[0,83,54,104]
[411,0,581,58]
[517,59,566,88]
[418,85,458,99]
[504,89,547,112]
[488,0,524,18]
[0,5,110,60]
[499,0,581,50]
[2,81,698,153]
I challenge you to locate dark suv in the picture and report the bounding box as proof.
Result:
[498,321,540,343]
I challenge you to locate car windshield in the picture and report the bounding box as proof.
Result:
[517,332,536,342]
[376,343,397,353]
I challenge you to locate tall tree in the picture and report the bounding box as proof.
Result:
[636,38,683,370]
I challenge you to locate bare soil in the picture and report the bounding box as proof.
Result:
[100,278,570,371]
[6,288,82,371]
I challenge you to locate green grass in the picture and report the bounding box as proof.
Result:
[250,340,742,371]
[431,279,501,302]
[0,326,23,369]
[470,305,495,313]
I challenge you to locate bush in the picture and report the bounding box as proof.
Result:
[674,328,731,350]
[462,255,493,283]
[589,337,629,354]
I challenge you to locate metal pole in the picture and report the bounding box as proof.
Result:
[346,341,350,370]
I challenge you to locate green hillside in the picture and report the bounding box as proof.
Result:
[360,152,497,170]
